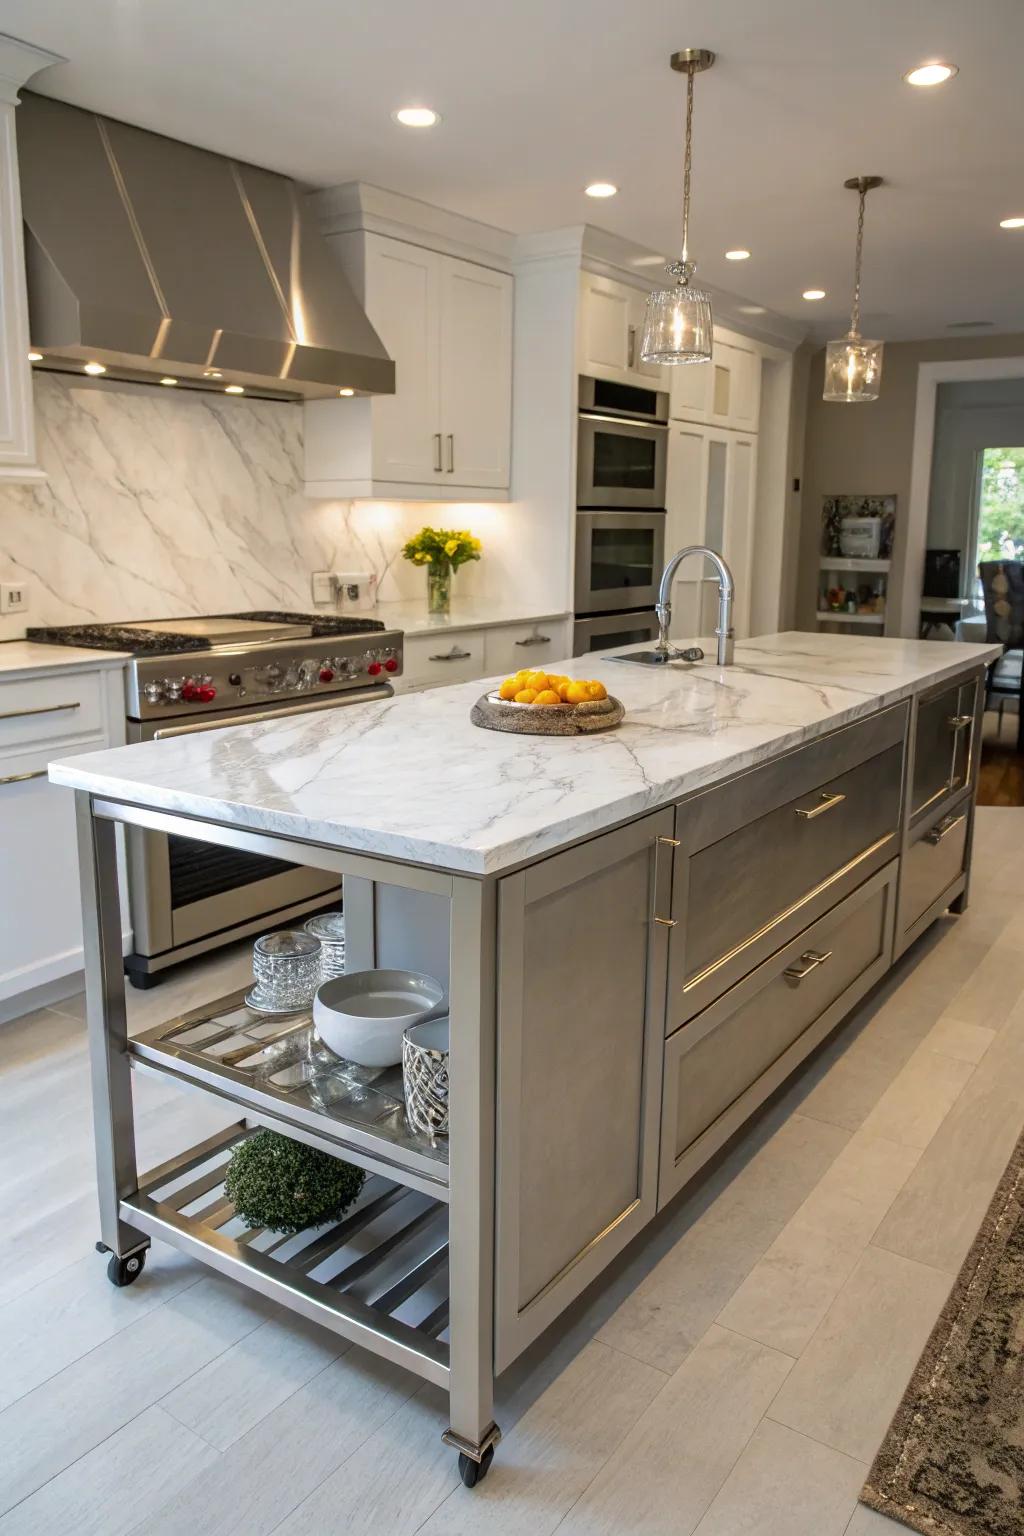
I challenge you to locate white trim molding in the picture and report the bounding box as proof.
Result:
[0,33,65,104]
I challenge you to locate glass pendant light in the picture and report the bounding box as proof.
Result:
[823,176,885,402]
[641,48,715,367]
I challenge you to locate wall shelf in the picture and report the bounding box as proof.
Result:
[818,557,891,573]
[816,611,886,627]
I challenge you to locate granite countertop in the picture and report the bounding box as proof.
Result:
[0,640,133,679]
[49,632,1002,876]
[370,597,571,638]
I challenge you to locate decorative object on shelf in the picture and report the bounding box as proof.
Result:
[640,48,715,366]
[839,515,883,559]
[304,911,346,979]
[401,527,482,616]
[246,930,322,1014]
[313,968,445,1067]
[822,496,896,558]
[823,176,885,403]
[403,1015,450,1142]
[224,1129,366,1234]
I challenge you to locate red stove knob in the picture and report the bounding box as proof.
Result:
[367,660,382,676]
[384,657,398,672]
[319,667,335,683]
[195,685,217,703]
[181,681,197,701]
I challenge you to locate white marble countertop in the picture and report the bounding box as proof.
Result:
[370,597,571,638]
[0,640,132,680]
[49,632,1001,876]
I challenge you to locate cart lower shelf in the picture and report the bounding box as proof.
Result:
[123,1121,451,1387]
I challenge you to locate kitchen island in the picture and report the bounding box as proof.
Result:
[49,631,1000,1485]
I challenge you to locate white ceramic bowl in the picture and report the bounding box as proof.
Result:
[313,968,445,1067]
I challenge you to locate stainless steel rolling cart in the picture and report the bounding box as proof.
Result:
[76,789,502,1488]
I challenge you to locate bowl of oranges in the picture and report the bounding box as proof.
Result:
[471,670,624,736]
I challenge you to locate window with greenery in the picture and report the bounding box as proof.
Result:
[977,447,1024,567]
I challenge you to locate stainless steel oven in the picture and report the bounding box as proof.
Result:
[573,610,660,655]
[574,510,666,615]
[577,376,669,510]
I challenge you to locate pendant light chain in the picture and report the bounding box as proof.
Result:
[679,62,696,274]
[850,181,867,337]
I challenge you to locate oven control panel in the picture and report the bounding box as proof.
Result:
[126,632,403,719]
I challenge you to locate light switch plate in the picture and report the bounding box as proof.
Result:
[0,581,29,614]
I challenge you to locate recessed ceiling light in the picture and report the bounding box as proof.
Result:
[999,217,1024,229]
[903,61,957,87]
[392,106,440,128]
[83,361,106,375]
[725,249,751,261]
[802,289,826,301]
[585,182,618,198]
[224,384,245,394]
[27,350,42,362]
[160,376,178,386]
[338,387,355,396]
[738,305,767,315]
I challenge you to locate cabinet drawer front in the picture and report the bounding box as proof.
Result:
[899,803,969,935]
[0,670,105,756]
[401,630,486,688]
[659,863,896,1209]
[482,621,568,678]
[910,675,979,822]
[671,729,903,1027]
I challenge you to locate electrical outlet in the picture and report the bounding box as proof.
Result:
[311,572,337,605]
[0,582,29,614]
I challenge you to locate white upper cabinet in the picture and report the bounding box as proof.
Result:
[668,327,762,433]
[664,423,757,641]
[305,232,513,500]
[578,272,666,387]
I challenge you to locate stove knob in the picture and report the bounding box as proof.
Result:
[383,657,398,673]
[366,660,383,677]
[144,681,164,705]
[228,672,243,687]
[319,667,335,683]
[180,680,197,701]
[195,685,217,704]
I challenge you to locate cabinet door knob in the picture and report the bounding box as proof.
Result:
[795,790,846,821]
[784,948,832,981]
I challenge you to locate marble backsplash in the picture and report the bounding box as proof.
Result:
[0,372,508,640]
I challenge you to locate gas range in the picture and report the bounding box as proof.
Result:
[29,611,404,721]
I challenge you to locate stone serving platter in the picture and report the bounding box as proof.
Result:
[471,690,625,736]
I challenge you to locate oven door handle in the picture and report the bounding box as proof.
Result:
[149,686,392,740]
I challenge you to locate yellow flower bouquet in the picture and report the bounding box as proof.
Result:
[402,526,482,614]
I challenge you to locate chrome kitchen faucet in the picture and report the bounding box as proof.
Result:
[612,545,736,668]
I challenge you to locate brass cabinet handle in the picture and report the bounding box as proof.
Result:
[446,434,455,473]
[0,767,48,786]
[433,433,443,472]
[795,790,846,821]
[926,811,966,845]
[784,948,833,981]
[428,647,472,662]
[947,714,973,730]
[0,701,80,722]
[652,834,680,927]
[514,633,552,647]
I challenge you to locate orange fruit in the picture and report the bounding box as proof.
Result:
[565,681,591,705]
[556,680,573,700]
[514,688,537,704]
[534,689,561,706]
[586,680,608,701]
[497,679,519,701]
[527,672,551,691]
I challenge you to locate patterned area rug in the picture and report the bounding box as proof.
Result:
[862,1129,1024,1536]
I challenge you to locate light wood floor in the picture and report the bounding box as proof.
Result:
[2,808,1023,1535]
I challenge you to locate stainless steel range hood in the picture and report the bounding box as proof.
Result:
[17,92,394,400]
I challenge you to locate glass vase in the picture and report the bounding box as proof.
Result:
[427,564,452,615]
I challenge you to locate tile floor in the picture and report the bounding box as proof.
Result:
[1,807,1023,1534]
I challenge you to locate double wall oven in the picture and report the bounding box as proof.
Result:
[574,377,668,654]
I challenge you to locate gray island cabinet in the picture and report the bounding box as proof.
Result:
[50,632,998,1486]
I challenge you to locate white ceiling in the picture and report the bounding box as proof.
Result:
[7,0,1024,341]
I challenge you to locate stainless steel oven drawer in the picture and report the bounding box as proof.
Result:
[898,801,970,940]
[659,862,897,1209]
[668,705,906,1030]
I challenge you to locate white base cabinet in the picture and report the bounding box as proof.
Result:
[306,233,513,500]
[394,619,571,694]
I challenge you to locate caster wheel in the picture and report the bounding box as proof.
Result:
[107,1250,146,1287]
[458,1446,494,1488]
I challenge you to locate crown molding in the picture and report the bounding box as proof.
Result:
[309,181,515,271]
[0,34,65,107]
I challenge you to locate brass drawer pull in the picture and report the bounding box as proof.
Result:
[428,647,473,662]
[784,948,833,981]
[0,701,80,722]
[947,714,973,730]
[795,790,846,821]
[652,834,680,927]
[0,767,48,787]
[926,811,966,845]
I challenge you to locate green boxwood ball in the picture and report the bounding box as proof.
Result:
[225,1130,366,1235]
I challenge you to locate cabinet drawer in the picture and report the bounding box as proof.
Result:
[910,674,979,823]
[483,620,569,678]
[659,862,897,1209]
[899,801,969,938]
[401,630,486,689]
[0,670,105,756]
[669,706,906,1029]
